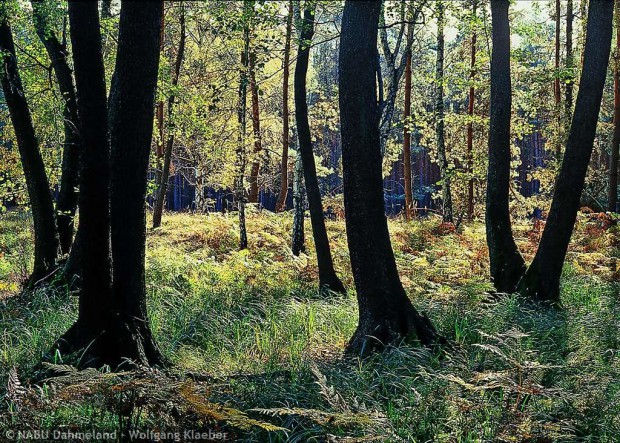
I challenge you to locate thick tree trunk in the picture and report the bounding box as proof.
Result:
[435,0,453,223]
[339,0,440,355]
[466,0,477,219]
[55,0,112,366]
[609,2,620,213]
[153,4,186,229]
[291,148,305,256]
[0,18,59,286]
[486,0,526,294]
[518,0,613,303]
[31,1,81,255]
[403,48,414,220]
[248,49,263,204]
[276,0,293,213]
[108,1,165,365]
[295,6,345,294]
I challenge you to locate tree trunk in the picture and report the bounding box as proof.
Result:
[108,0,165,365]
[554,0,562,159]
[291,147,305,256]
[466,0,477,219]
[339,0,440,355]
[54,0,112,366]
[248,49,263,204]
[276,0,293,213]
[486,0,526,294]
[0,17,59,286]
[153,3,186,229]
[435,0,453,223]
[31,1,81,255]
[295,5,345,294]
[518,0,613,303]
[565,0,574,121]
[403,47,414,220]
[609,1,619,213]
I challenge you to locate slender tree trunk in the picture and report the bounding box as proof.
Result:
[518,0,613,303]
[565,0,574,120]
[339,0,440,355]
[291,147,305,256]
[610,1,620,213]
[403,47,414,220]
[435,0,453,223]
[466,0,477,219]
[295,5,345,294]
[276,0,293,213]
[554,0,563,159]
[248,49,263,204]
[31,1,81,255]
[55,0,112,366]
[108,0,165,365]
[153,4,186,229]
[486,0,526,294]
[0,17,59,286]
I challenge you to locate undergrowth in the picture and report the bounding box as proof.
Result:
[0,209,618,441]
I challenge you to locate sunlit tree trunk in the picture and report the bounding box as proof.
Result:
[0,17,59,287]
[339,0,441,355]
[518,0,613,303]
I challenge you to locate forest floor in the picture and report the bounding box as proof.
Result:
[0,208,619,442]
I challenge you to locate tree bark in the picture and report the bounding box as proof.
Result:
[291,147,305,256]
[518,0,614,303]
[466,0,477,219]
[565,0,574,120]
[248,48,263,204]
[554,0,562,159]
[0,17,59,286]
[295,5,345,294]
[609,1,620,213]
[486,0,526,294]
[153,3,186,229]
[55,0,112,366]
[339,0,440,355]
[108,0,165,366]
[31,1,81,255]
[435,0,453,223]
[403,47,414,220]
[276,0,293,213]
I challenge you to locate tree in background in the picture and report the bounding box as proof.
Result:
[0,7,59,287]
[339,0,440,355]
[295,3,345,294]
[518,0,614,303]
[486,0,526,294]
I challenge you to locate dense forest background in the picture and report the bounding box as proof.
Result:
[0,0,619,442]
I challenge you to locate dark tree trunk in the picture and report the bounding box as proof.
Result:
[565,0,574,121]
[435,0,453,223]
[248,49,263,204]
[339,0,440,355]
[466,0,477,219]
[486,0,526,294]
[31,1,81,255]
[403,47,413,220]
[153,3,186,229]
[276,0,293,213]
[295,6,345,294]
[108,0,165,365]
[55,0,112,366]
[518,0,614,303]
[0,18,59,286]
[291,146,305,256]
[610,3,619,213]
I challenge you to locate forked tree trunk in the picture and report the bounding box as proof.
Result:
[518,0,614,303]
[31,1,81,255]
[435,0,453,223]
[248,49,263,204]
[610,2,620,213]
[153,3,186,229]
[55,0,112,366]
[339,0,440,355]
[295,5,345,294]
[0,18,59,286]
[108,0,165,365]
[276,0,294,213]
[486,0,526,294]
